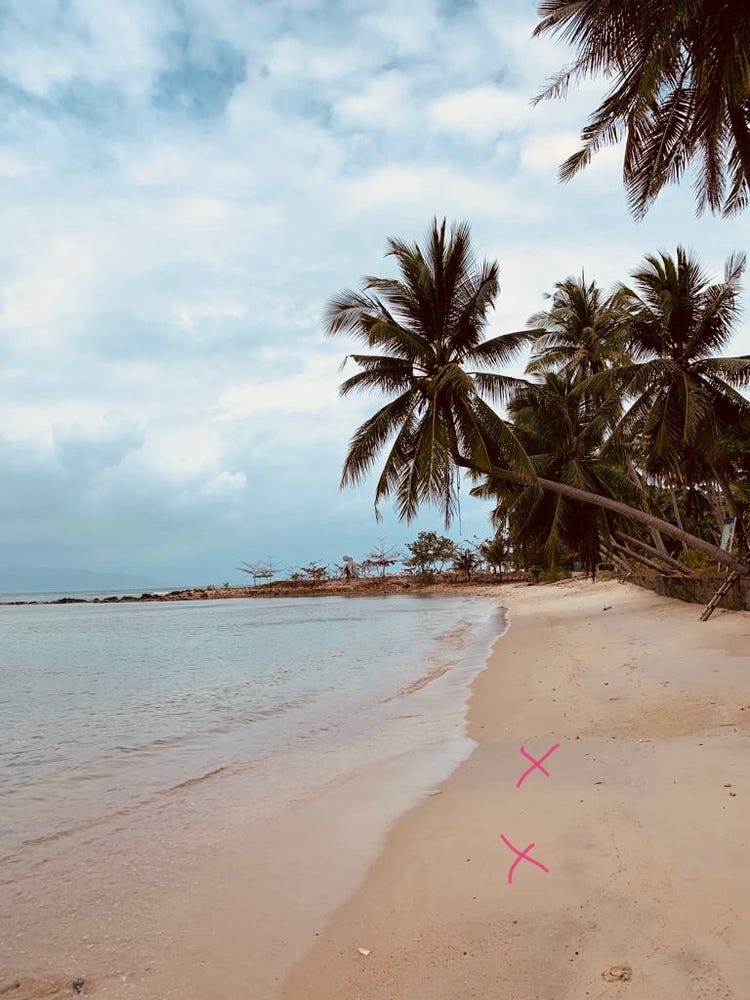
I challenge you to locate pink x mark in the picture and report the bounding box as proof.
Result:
[515,742,560,789]
[500,834,549,884]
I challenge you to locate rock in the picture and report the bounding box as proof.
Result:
[70,979,85,995]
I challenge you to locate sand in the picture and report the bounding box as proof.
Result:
[4,578,748,999]
[283,578,750,999]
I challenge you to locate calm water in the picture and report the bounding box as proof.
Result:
[0,595,503,867]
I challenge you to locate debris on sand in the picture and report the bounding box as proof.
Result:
[602,965,633,982]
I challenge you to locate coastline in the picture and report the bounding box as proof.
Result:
[0,575,525,606]
[1,593,505,1000]
[282,578,750,999]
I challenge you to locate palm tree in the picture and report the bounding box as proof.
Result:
[474,371,637,575]
[533,0,750,216]
[527,273,672,557]
[326,219,747,571]
[478,527,512,575]
[614,248,750,503]
[453,548,480,580]
[325,218,535,524]
[526,275,629,382]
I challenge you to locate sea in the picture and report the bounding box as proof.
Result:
[0,593,506,990]
[1,594,505,867]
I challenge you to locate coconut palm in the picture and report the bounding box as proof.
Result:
[614,248,750,484]
[533,0,750,216]
[474,371,637,575]
[453,548,480,580]
[478,527,513,575]
[325,218,536,523]
[326,219,747,571]
[526,275,630,382]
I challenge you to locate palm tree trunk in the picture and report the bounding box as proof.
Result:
[669,490,689,551]
[533,471,746,570]
[612,541,670,575]
[453,453,748,573]
[613,531,692,575]
[626,458,668,554]
[601,539,632,576]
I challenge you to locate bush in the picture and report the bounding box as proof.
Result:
[538,567,570,583]
[679,549,714,569]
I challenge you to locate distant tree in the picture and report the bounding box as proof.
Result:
[299,562,328,583]
[453,548,480,580]
[238,561,277,587]
[367,540,401,577]
[478,528,513,575]
[405,531,456,576]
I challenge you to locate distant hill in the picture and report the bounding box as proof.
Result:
[0,566,165,594]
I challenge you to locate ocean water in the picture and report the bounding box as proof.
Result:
[0,595,504,870]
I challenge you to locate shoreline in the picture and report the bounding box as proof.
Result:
[1,593,507,1000]
[0,575,526,606]
[282,578,750,999]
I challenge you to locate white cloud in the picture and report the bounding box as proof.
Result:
[520,131,580,172]
[0,0,747,581]
[336,73,415,131]
[201,470,248,498]
[266,36,368,83]
[430,85,532,140]
[340,164,541,222]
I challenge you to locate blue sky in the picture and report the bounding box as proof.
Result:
[1,0,748,587]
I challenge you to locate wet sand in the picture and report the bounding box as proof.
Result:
[4,578,748,999]
[283,578,750,999]
[1,593,502,999]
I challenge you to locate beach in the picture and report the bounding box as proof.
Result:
[284,578,750,999]
[0,593,501,999]
[2,578,749,999]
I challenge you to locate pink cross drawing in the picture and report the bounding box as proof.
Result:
[500,834,550,884]
[515,742,560,789]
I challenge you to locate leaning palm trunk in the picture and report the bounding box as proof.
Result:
[626,458,668,554]
[604,546,633,576]
[669,490,689,551]
[613,541,671,575]
[613,531,692,575]
[532,472,746,570]
[454,454,748,573]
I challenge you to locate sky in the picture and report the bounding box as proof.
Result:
[1,0,749,588]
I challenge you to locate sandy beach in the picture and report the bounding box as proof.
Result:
[284,578,750,999]
[4,578,749,1000]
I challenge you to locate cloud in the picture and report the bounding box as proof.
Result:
[200,470,248,499]
[53,422,144,479]
[340,164,540,222]
[430,85,532,139]
[0,0,747,585]
[335,73,415,131]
